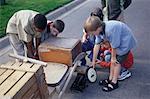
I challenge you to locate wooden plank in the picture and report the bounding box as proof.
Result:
[39,74,49,98]
[11,61,23,68]
[4,61,15,66]
[16,62,34,72]
[0,96,11,99]
[0,63,41,73]
[0,69,7,76]
[9,67,43,99]
[48,86,56,98]
[0,62,22,85]
[19,62,34,69]
[0,69,14,85]
[0,71,25,95]
[30,63,41,71]
[0,61,46,98]
[34,73,46,99]
[5,73,34,98]
[0,61,15,76]
[11,73,36,99]
[33,90,41,99]
[41,82,49,98]
[0,66,37,73]
[22,82,38,99]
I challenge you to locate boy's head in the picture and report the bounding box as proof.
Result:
[84,16,103,36]
[34,14,47,32]
[90,7,103,20]
[50,20,65,36]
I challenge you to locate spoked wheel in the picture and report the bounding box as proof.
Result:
[86,67,97,83]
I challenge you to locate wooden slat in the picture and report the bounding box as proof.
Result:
[5,73,34,97]
[0,69,14,85]
[22,82,38,99]
[0,61,46,98]
[11,62,23,68]
[0,71,25,95]
[0,96,11,99]
[0,61,15,76]
[41,82,49,98]
[6,62,40,98]
[0,62,22,85]
[33,90,41,99]
[9,66,43,99]
[16,62,35,72]
[30,63,41,71]
[34,73,46,99]
[4,61,15,66]
[0,69,7,76]
[11,73,36,99]
[0,63,41,73]
[19,62,34,69]
[48,86,56,98]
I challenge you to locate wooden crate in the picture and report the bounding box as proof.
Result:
[0,61,49,99]
[38,37,82,66]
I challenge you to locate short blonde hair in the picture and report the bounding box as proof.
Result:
[84,16,103,33]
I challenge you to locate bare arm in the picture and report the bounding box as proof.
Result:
[81,30,88,42]
[26,41,34,58]
[35,38,41,59]
[35,38,40,51]
[92,44,100,68]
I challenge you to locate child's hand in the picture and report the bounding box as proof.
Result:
[81,36,88,42]
[111,58,119,66]
[96,59,101,64]
[92,61,96,69]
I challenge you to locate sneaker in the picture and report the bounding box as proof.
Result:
[118,70,131,81]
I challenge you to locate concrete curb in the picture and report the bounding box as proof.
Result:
[0,0,86,50]
[0,36,9,50]
[46,0,86,20]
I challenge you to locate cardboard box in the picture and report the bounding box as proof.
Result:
[0,61,49,99]
[38,37,82,66]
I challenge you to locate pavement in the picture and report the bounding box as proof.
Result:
[0,0,150,99]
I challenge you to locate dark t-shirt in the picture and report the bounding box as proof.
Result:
[41,22,53,42]
[101,0,121,20]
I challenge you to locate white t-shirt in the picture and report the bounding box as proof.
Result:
[6,10,41,42]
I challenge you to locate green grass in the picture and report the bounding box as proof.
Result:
[0,0,72,38]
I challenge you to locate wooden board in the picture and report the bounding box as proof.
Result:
[0,61,15,76]
[0,61,49,99]
[38,37,82,66]
[41,37,80,49]
[44,62,68,86]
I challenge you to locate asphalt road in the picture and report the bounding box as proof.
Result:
[0,0,150,99]
[57,0,150,99]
